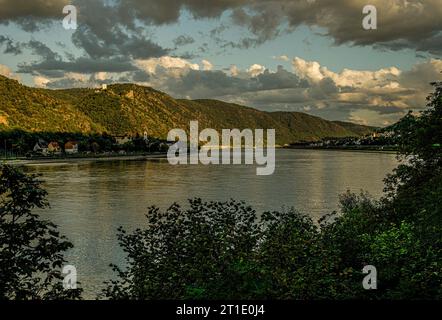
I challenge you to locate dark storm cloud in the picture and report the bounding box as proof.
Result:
[173,35,195,47]
[25,40,61,61]
[70,0,169,60]
[411,32,442,57]
[256,66,307,90]
[0,36,23,55]
[71,25,168,59]
[0,0,69,31]
[0,0,68,20]
[229,5,283,47]
[118,0,248,25]
[44,77,84,88]
[152,65,307,99]
[162,69,249,98]
[18,56,137,74]
[178,52,199,60]
[308,78,339,100]
[114,0,442,54]
[132,70,150,82]
[2,0,169,76]
[3,0,441,54]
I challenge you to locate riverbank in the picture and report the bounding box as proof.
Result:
[285,145,398,154]
[3,152,168,166]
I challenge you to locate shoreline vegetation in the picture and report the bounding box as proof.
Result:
[3,152,168,166]
[285,145,398,153]
[1,146,398,166]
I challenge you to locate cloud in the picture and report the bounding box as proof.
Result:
[18,56,138,75]
[0,0,69,31]
[33,75,51,87]
[117,0,442,55]
[25,40,61,61]
[348,109,403,127]
[256,65,306,90]
[14,51,441,127]
[173,35,195,47]
[2,0,441,54]
[117,0,247,25]
[273,55,290,62]
[247,64,266,77]
[228,0,442,54]
[202,59,213,71]
[164,56,440,127]
[135,56,200,75]
[0,64,20,80]
[398,59,442,89]
[0,0,68,20]
[1,1,170,79]
[0,36,23,55]
[69,0,169,60]
[293,57,402,89]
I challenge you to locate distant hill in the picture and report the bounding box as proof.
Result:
[333,121,377,136]
[0,75,374,145]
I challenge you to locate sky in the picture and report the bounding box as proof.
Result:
[0,0,441,126]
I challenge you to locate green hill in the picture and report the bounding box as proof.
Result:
[0,75,374,144]
[332,121,377,136]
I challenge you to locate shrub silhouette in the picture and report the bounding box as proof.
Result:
[0,165,82,300]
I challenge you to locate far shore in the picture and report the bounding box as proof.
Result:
[3,153,168,166]
[2,146,398,166]
[284,146,398,154]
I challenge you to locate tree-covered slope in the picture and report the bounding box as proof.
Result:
[0,75,374,144]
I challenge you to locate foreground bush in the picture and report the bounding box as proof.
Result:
[0,165,81,300]
[103,192,440,300]
[103,199,262,299]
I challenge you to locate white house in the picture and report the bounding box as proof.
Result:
[33,139,48,155]
[114,135,132,145]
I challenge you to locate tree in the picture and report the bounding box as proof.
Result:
[103,199,262,300]
[0,165,82,300]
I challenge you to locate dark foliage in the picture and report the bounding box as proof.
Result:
[0,165,82,300]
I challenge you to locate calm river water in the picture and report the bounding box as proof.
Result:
[24,149,398,298]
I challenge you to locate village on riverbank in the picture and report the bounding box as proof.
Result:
[286,130,399,151]
[2,128,403,162]
[0,130,173,161]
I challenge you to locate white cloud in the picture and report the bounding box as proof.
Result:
[247,64,266,77]
[22,55,442,127]
[94,72,108,81]
[273,55,290,62]
[293,57,402,89]
[201,59,213,71]
[292,57,326,83]
[291,57,442,114]
[63,72,89,82]
[33,75,50,87]
[135,56,200,75]
[0,64,20,81]
[229,65,239,76]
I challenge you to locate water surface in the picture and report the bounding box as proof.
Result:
[24,149,399,298]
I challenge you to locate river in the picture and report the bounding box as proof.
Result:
[23,149,399,298]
